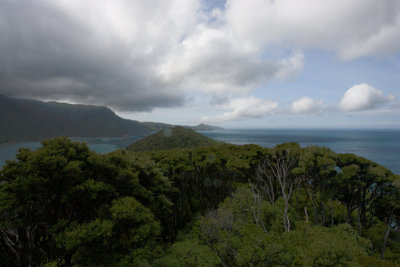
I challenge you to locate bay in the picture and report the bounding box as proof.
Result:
[202,129,400,174]
[0,129,399,174]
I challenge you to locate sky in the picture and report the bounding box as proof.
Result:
[0,0,399,129]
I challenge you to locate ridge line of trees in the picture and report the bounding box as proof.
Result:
[0,137,399,266]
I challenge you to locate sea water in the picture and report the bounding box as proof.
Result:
[202,129,400,174]
[0,129,399,174]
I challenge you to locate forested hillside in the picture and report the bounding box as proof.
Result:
[0,95,153,142]
[0,95,223,143]
[0,137,399,266]
[127,127,222,152]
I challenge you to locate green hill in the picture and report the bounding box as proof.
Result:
[126,126,222,152]
[187,123,224,131]
[0,95,155,142]
[0,95,224,143]
[142,122,224,132]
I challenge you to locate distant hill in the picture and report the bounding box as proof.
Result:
[0,95,156,142]
[142,122,224,132]
[186,123,224,131]
[127,127,222,152]
[0,95,224,143]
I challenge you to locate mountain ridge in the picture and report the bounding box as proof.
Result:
[0,95,222,142]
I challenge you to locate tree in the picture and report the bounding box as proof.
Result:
[256,143,301,232]
[0,138,171,266]
[294,146,337,225]
[0,137,92,266]
[374,175,400,259]
[337,154,394,236]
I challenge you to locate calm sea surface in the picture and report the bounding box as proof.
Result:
[0,129,399,174]
[201,129,400,174]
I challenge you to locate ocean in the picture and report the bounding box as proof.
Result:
[0,129,399,174]
[202,129,400,174]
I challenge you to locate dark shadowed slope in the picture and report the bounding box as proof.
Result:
[0,95,224,143]
[0,95,153,142]
[127,126,222,152]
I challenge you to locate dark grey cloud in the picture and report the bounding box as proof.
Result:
[0,0,185,111]
[0,0,305,112]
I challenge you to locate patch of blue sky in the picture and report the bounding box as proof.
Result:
[202,0,226,11]
[254,50,400,107]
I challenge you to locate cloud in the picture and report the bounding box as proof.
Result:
[0,0,303,112]
[339,83,393,111]
[225,0,400,60]
[291,97,323,114]
[0,0,201,111]
[202,96,278,122]
[274,52,305,80]
[0,0,398,114]
[158,30,304,96]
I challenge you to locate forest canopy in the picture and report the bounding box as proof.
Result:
[0,137,399,266]
[127,127,222,152]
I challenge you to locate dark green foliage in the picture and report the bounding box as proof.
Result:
[172,186,372,266]
[146,143,268,239]
[127,127,222,152]
[1,137,400,266]
[142,122,223,132]
[154,239,220,267]
[0,137,171,266]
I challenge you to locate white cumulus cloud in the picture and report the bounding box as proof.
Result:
[225,0,400,60]
[157,27,304,96]
[202,96,278,122]
[339,83,392,111]
[291,97,323,114]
